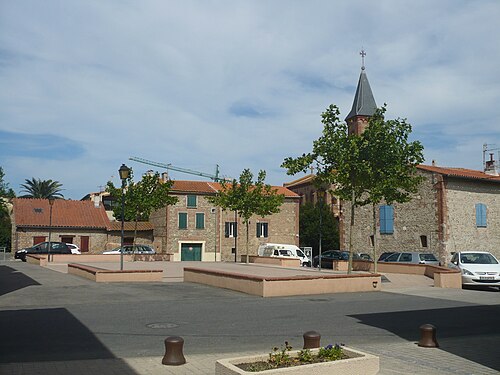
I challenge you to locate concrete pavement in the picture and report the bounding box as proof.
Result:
[1,257,499,374]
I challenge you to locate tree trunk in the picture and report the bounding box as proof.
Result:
[245,221,249,264]
[372,203,378,273]
[348,190,355,274]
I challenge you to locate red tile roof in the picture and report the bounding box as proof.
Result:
[417,165,500,183]
[13,198,111,229]
[170,180,299,198]
[283,174,315,188]
[108,221,154,231]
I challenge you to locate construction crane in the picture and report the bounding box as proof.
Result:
[129,156,221,181]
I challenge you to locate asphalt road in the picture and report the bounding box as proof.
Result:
[1,260,500,371]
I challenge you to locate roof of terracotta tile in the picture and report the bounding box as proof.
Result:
[417,165,500,183]
[108,221,154,231]
[170,180,299,198]
[283,174,315,188]
[13,198,111,229]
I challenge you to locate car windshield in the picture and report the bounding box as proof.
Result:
[419,254,438,261]
[460,253,498,264]
[385,253,400,262]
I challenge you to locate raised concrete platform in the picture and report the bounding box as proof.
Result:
[67,263,163,282]
[184,266,382,297]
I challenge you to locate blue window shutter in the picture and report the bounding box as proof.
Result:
[476,203,487,227]
[256,223,261,237]
[263,223,268,237]
[380,205,394,234]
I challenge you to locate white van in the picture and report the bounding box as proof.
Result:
[257,243,311,267]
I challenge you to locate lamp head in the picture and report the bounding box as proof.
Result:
[119,164,130,180]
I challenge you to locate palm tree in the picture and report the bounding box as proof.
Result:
[19,178,64,199]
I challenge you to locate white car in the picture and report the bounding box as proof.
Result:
[66,243,81,255]
[449,251,500,287]
[103,245,155,255]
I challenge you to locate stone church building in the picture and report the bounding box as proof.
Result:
[285,63,500,263]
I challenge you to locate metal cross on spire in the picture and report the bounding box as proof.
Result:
[360,48,366,70]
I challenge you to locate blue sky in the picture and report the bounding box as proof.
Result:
[1,1,499,199]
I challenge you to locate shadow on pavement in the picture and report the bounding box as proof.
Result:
[0,265,40,296]
[0,307,135,374]
[350,305,500,371]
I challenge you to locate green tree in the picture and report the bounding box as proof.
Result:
[208,169,285,262]
[19,178,64,199]
[362,106,424,271]
[299,201,339,256]
[282,104,373,273]
[106,170,178,242]
[0,167,15,250]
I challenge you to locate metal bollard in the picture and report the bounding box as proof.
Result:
[162,336,186,365]
[418,324,439,348]
[303,331,321,349]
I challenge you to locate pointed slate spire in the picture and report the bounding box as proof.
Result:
[345,49,377,122]
[345,68,377,122]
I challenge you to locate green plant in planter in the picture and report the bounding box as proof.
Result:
[239,341,347,372]
[318,344,344,361]
[268,341,293,367]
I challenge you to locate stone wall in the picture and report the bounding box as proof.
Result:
[12,228,109,253]
[150,193,299,262]
[342,171,440,260]
[444,178,500,259]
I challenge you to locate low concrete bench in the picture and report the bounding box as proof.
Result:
[68,263,163,283]
[248,255,301,267]
[184,267,382,297]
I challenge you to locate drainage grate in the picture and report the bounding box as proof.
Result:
[146,322,179,329]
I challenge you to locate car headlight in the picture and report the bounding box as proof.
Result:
[461,268,474,276]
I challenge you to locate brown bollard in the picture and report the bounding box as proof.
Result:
[418,324,439,348]
[162,336,186,365]
[303,331,321,349]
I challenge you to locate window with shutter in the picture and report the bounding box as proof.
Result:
[475,203,487,227]
[379,205,394,234]
[196,213,205,229]
[225,222,237,237]
[178,212,187,229]
[187,195,197,208]
[256,222,268,238]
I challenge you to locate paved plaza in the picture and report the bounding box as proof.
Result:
[1,257,499,374]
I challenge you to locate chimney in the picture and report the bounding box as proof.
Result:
[432,160,436,166]
[484,153,499,176]
[93,196,100,208]
[162,172,169,182]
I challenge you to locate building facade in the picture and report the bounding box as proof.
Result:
[149,180,300,262]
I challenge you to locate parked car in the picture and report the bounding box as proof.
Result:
[14,242,72,262]
[312,250,357,269]
[66,243,81,255]
[358,253,372,261]
[382,252,440,266]
[378,252,395,261]
[103,245,155,255]
[449,251,500,287]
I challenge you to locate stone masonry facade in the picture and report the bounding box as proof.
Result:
[150,191,299,262]
[342,169,500,263]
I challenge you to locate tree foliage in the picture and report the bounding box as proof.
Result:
[299,201,339,256]
[19,178,64,199]
[207,169,285,262]
[282,104,424,273]
[106,170,178,223]
[0,167,15,250]
[361,106,425,271]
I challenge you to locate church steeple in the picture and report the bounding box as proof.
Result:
[345,49,377,135]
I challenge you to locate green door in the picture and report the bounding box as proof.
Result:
[181,243,202,261]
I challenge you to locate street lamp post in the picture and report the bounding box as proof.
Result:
[119,164,130,271]
[318,190,324,272]
[48,198,55,262]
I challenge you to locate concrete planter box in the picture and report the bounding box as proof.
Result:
[215,347,379,375]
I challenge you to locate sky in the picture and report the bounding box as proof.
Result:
[1,1,499,200]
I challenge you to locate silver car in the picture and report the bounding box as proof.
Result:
[383,252,440,266]
[449,251,500,287]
